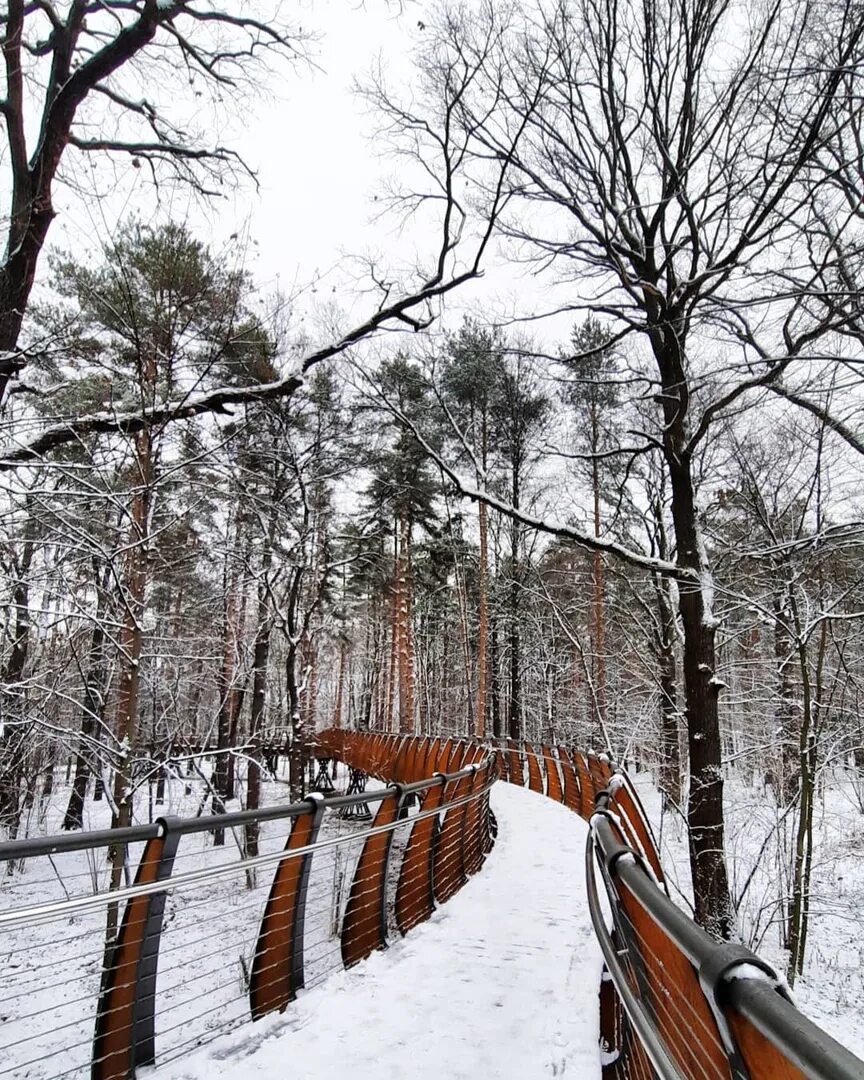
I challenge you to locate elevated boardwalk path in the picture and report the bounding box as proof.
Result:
[155,783,603,1080]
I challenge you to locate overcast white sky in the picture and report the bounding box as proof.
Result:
[45,0,575,355]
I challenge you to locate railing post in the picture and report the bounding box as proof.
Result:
[525,742,544,793]
[250,794,326,1019]
[132,816,180,1070]
[92,816,180,1080]
[395,775,446,934]
[341,785,404,968]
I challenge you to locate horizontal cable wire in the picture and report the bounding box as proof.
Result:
[0,780,493,932]
[0,754,494,1080]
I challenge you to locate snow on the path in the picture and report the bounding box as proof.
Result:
[152,782,603,1080]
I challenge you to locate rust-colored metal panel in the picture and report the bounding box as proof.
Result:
[480,760,496,855]
[341,788,402,968]
[250,798,324,1018]
[446,739,466,773]
[418,738,434,778]
[416,737,430,781]
[606,796,643,858]
[616,880,733,1080]
[92,834,166,1080]
[506,739,523,785]
[364,733,381,775]
[369,733,385,776]
[416,737,434,780]
[598,958,658,1080]
[542,745,564,803]
[557,746,581,813]
[726,1011,807,1079]
[588,754,609,796]
[525,742,544,793]
[610,781,665,886]
[574,752,595,819]
[599,963,626,1079]
[395,778,445,934]
[434,771,472,903]
[435,738,453,772]
[397,737,416,784]
[617,1027,655,1080]
[461,764,487,876]
[379,734,398,777]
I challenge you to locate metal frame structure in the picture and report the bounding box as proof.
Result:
[0,742,495,1080]
[587,784,864,1080]
[2,732,863,1080]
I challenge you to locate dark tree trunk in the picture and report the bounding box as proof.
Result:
[773,590,798,805]
[656,320,733,938]
[245,585,272,859]
[286,644,304,803]
[490,621,502,739]
[653,572,682,807]
[508,477,522,742]
[0,520,35,837]
[63,561,110,831]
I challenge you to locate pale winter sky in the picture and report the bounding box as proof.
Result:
[47,0,575,354]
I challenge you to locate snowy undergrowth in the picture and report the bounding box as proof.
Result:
[0,764,376,1079]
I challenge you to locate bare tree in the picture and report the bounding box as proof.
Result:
[394,0,864,935]
[0,0,309,399]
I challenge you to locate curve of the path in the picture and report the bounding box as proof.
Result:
[154,782,603,1080]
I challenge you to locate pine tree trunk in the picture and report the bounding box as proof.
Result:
[653,573,681,807]
[490,621,502,739]
[63,567,110,830]
[773,591,798,805]
[591,430,606,736]
[385,527,399,733]
[508,499,521,742]
[245,580,272,860]
[0,515,35,837]
[213,525,244,840]
[107,424,154,945]
[398,517,415,734]
[286,643,304,802]
[333,639,347,728]
[477,500,489,738]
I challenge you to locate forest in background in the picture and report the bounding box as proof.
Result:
[1,0,864,999]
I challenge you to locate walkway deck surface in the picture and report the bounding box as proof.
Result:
[156,783,603,1080]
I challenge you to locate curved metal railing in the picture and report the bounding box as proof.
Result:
[0,734,494,1080]
[496,739,864,1080]
[1,730,862,1080]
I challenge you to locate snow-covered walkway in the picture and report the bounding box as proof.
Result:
[154,783,603,1080]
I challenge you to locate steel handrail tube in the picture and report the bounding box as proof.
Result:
[0,777,495,932]
[591,797,864,1080]
[0,822,161,861]
[584,833,688,1080]
[0,762,485,863]
[727,973,864,1080]
[592,810,713,965]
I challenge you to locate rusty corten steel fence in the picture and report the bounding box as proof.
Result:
[1,731,862,1080]
[0,735,494,1080]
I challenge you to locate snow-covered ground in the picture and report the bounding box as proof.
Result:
[151,782,604,1080]
[9,759,858,1080]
